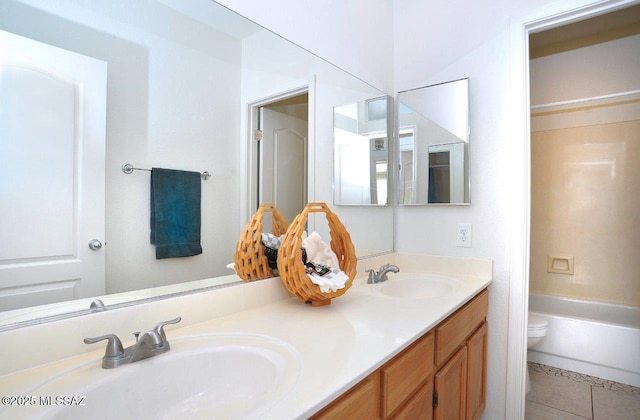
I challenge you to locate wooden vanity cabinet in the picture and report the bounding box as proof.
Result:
[312,288,488,420]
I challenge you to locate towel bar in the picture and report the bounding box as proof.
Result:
[122,163,211,180]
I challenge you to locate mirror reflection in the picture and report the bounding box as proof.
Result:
[397,78,470,205]
[0,0,393,329]
[333,96,390,206]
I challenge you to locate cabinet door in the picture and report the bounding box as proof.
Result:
[434,347,467,420]
[466,322,488,420]
[311,373,380,419]
[391,380,433,420]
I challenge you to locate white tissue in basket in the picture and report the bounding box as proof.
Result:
[307,269,349,293]
[303,232,348,293]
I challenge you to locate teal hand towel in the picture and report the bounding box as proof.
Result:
[150,168,202,259]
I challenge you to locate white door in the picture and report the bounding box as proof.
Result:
[259,107,307,224]
[0,30,107,311]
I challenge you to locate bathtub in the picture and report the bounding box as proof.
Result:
[528,293,640,387]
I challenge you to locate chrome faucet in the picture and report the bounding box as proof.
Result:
[89,299,106,312]
[84,317,181,369]
[366,264,400,284]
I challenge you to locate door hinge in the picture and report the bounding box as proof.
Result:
[254,129,263,141]
[433,390,438,408]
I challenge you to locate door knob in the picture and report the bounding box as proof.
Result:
[88,239,103,251]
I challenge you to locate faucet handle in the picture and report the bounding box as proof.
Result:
[365,269,376,284]
[84,334,124,358]
[153,317,182,341]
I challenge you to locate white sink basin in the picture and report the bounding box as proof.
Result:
[0,334,300,420]
[366,273,462,299]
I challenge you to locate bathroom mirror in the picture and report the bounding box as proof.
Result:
[0,0,393,329]
[397,78,470,205]
[333,96,390,206]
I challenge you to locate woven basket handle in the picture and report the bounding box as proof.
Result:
[303,202,330,214]
[259,202,278,213]
[258,202,288,236]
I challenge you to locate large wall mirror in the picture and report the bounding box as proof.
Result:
[397,78,470,205]
[0,0,393,329]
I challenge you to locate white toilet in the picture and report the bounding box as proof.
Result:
[526,312,549,393]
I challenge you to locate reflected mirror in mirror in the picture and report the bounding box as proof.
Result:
[397,78,470,205]
[333,96,390,206]
[0,0,393,329]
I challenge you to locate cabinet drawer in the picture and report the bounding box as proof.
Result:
[382,332,435,417]
[435,289,488,366]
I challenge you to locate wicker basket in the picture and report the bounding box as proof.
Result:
[277,202,357,306]
[234,203,289,281]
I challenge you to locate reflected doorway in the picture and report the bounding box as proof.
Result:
[251,91,308,229]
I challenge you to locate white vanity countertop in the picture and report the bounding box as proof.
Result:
[0,254,492,419]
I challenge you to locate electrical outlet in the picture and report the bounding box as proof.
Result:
[457,223,472,247]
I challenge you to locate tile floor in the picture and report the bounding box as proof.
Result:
[525,362,640,420]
